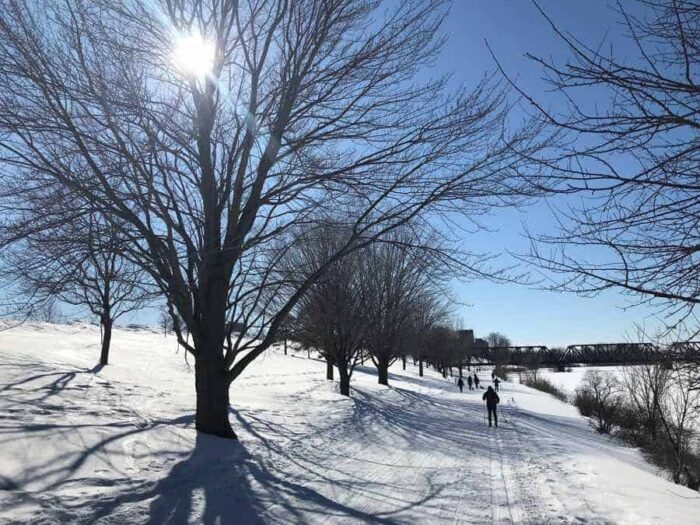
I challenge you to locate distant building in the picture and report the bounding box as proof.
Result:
[457,329,488,355]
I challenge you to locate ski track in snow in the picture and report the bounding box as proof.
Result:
[1,323,699,524]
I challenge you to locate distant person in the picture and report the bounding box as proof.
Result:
[483,386,500,427]
[494,377,500,392]
[467,375,473,391]
[491,369,496,381]
[473,373,480,389]
[457,377,464,393]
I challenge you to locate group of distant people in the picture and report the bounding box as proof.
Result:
[456,371,500,393]
[455,368,501,427]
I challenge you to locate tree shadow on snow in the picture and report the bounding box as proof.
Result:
[146,424,420,524]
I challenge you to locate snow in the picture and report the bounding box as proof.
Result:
[1,322,699,524]
[518,366,631,396]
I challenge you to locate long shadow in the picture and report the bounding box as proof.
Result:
[229,410,440,523]
[81,427,414,524]
[146,434,261,525]
[346,386,493,459]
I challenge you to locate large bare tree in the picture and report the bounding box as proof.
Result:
[0,0,546,437]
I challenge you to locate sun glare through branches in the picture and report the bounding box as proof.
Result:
[172,32,215,82]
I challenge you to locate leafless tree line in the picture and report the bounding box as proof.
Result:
[281,223,462,396]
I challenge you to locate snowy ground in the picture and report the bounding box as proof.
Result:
[1,323,699,524]
[517,366,631,396]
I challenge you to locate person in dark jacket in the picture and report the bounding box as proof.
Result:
[473,372,480,389]
[494,377,501,392]
[457,377,464,393]
[467,375,473,390]
[483,386,500,427]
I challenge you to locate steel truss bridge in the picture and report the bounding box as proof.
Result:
[476,342,700,366]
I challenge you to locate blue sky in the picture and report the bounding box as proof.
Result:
[434,0,666,346]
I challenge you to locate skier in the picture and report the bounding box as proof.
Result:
[467,375,473,391]
[494,377,501,392]
[483,386,500,427]
[473,372,480,389]
[457,377,464,393]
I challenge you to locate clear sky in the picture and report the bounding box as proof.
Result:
[434,0,666,347]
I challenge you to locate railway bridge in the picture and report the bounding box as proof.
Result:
[475,342,700,366]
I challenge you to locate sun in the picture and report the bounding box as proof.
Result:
[173,33,215,81]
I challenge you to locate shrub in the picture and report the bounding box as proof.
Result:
[522,372,568,402]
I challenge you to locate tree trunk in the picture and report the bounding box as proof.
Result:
[284,339,287,355]
[338,364,350,396]
[419,359,424,377]
[326,356,334,380]
[194,352,236,439]
[99,313,112,366]
[458,365,463,377]
[402,356,406,370]
[192,273,236,439]
[378,360,389,386]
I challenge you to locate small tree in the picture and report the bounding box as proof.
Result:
[486,332,511,349]
[27,298,62,324]
[622,363,669,445]
[659,366,700,489]
[574,370,623,434]
[412,295,452,377]
[159,306,173,337]
[424,325,460,378]
[3,213,148,365]
[486,331,511,371]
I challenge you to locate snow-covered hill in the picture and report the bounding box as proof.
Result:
[1,323,698,524]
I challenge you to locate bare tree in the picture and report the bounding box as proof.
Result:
[27,298,62,324]
[412,294,452,377]
[2,210,149,365]
[486,332,511,348]
[622,363,670,444]
[574,370,624,434]
[362,230,451,386]
[658,365,700,488]
[0,0,547,437]
[282,224,368,396]
[507,1,700,337]
[423,325,459,379]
